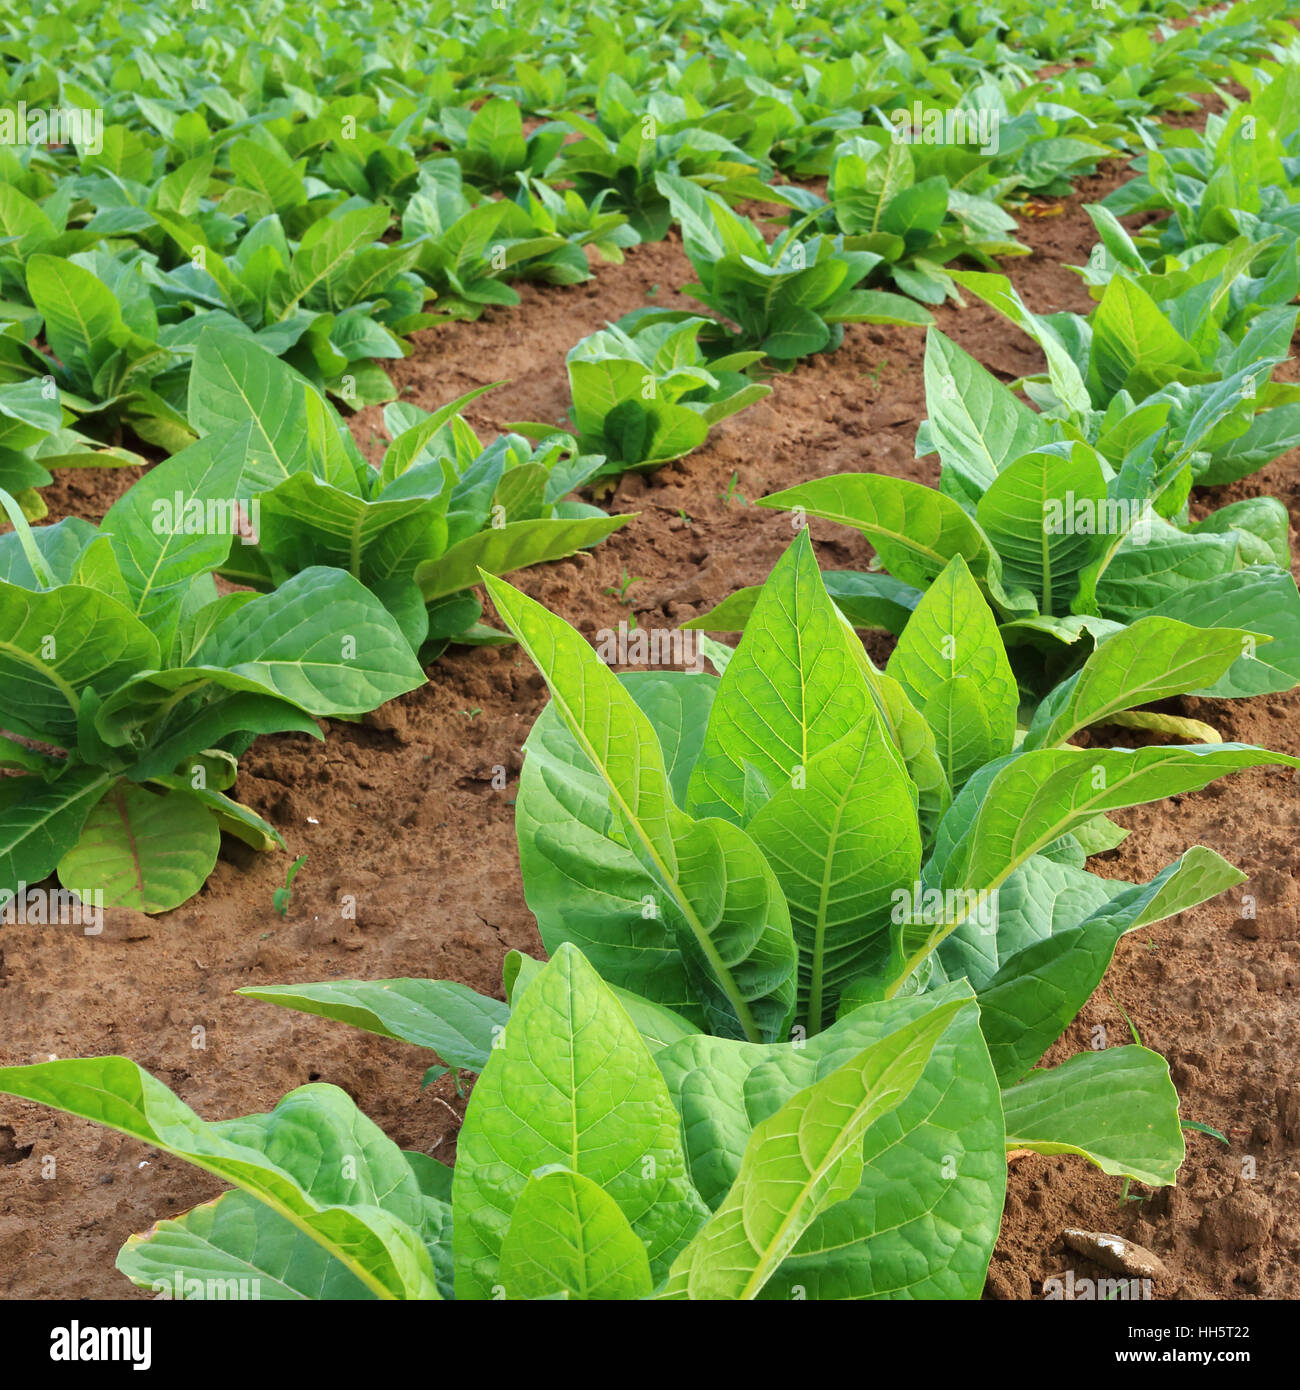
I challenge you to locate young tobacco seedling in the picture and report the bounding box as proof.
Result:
[654,173,932,368]
[0,944,964,1300]
[513,310,769,477]
[0,434,425,912]
[273,854,307,918]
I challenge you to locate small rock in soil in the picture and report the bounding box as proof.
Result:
[1063,1229,1168,1279]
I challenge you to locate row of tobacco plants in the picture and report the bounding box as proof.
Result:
[3,0,1300,1299]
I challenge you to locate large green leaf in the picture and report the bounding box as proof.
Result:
[1088,276,1200,401]
[100,427,250,649]
[27,254,124,388]
[760,473,1030,614]
[196,567,426,714]
[0,581,159,743]
[1023,617,1257,749]
[488,573,795,1042]
[116,1190,378,1300]
[932,744,1297,900]
[188,330,354,493]
[686,530,872,823]
[975,446,1108,617]
[658,982,1004,1299]
[57,783,220,913]
[976,846,1244,1084]
[0,766,114,890]
[748,717,919,1032]
[659,992,969,1299]
[921,328,1052,504]
[937,852,1126,992]
[237,978,509,1072]
[1146,568,1300,698]
[451,944,707,1299]
[886,555,1016,789]
[516,677,710,1020]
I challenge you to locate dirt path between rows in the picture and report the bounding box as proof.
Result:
[3,106,1298,1300]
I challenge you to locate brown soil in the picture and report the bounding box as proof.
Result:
[2,114,1298,1302]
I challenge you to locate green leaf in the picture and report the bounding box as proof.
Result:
[498,1169,653,1300]
[922,329,1052,504]
[660,994,966,1299]
[0,766,114,889]
[1088,276,1200,401]
[451,943,706,1299]
[504,949,697,1057]
[197,567,426,714]
[516,674,711,1020]
[932,745,1297,902]
[189,331,353,494]
[659,982,1003,1299]
[100,428,250,649]
[57,783,220,913]
[1023,617,1257,750]
[415,514,629,603]
[487,574,795,1042]
[976,846,1244,1084]
[887,555,1016,789]
[975,446,1108,617]
[748,717,920,1032]
[760,473,1030,614]
[238,978,508,1072]
[26,254,123,388]
[1146,568,1300,699]
[117,1190,377,1300]
[686,530,873,823]
[0,581,160,743]
[1002,1046,1185,1187]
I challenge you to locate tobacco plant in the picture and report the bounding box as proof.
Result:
[783,134,1031,306]
[0,943,967,1300]
[187,330,629,657]
[516,310,769,477]
[235,535,1295,1297]
[655,173,932,367]
[705,329,1300,704]
[0,433,425,912]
